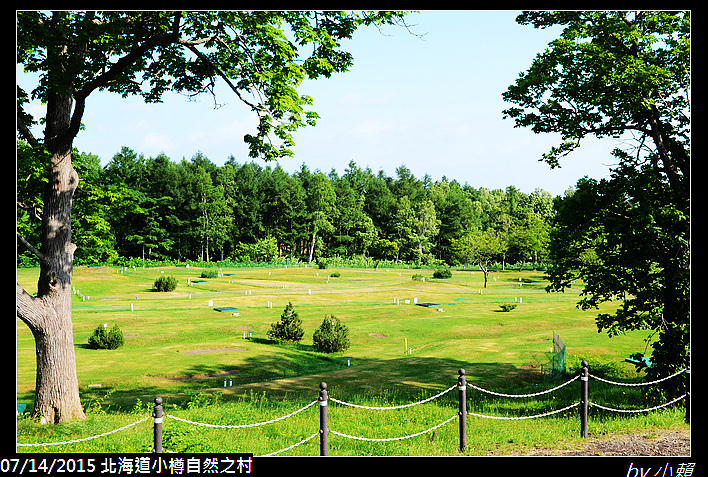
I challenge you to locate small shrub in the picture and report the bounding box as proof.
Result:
[185,390,221,409]
[433,268,452,279]
[411,274,424,281]
[317,260,328,269]
[267,302,304,343]
[88,324,124,350]
[329,271,340,278]
[200,270,218,278]
[153,275,178,292]
[313,315,350,353]
[499,303,518,312]
[162,426,200,453]
[566,355,626,379]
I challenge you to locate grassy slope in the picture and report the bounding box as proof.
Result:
[17,264,687,455]
[17,265,651,402]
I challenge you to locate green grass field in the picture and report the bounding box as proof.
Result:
[16,264,688,455]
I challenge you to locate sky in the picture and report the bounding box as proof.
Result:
[18,10,623,197]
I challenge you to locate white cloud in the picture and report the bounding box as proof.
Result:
[340,90,396,106]
[140,132,174,155]
[340,91,365,105]
[352,118,398,139]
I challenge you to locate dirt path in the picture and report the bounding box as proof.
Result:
[518,429,690,456]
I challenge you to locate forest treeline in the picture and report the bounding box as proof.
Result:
[17,143,561,269]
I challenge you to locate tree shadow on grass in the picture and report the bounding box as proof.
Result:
[66,351,547,410]
[187,355,548,402]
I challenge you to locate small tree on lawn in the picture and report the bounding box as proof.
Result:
[450,226,505,288]
[313,315,350,353]
[88,324,125,350]
[153,275,178,292]
[268,302,304,343]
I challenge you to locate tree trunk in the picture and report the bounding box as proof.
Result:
[16,138,86,423]
[17,285,85,424]
[16,37,86,423]
[479,261,489,288]
[309,231,317,263]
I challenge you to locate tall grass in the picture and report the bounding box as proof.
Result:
[17,382,687,455]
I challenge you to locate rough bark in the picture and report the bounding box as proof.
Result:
[16,14,85,422]
[16,139,85,423]
[17,285,84,424]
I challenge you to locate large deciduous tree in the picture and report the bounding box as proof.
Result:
[16,10,410,423]
[502,11,689,396]
[450,226,504,288]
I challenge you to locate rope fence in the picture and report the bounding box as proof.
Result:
[15,416,152,448]
[17,361,689,455]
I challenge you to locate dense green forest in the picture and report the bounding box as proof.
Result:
[17,141,558,269]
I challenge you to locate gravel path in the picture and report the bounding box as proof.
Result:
[520,429,690,456]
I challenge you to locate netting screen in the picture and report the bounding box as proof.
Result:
[542,332,566,381]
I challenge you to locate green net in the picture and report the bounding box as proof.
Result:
[542,332,566,382]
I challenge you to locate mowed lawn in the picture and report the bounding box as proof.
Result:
[16,265,650,408]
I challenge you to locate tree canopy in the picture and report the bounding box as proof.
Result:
[503,11,690,396]
[18,11,412,160]
[17,147,557,269]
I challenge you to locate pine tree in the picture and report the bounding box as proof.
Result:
[267,302,304,343]
[313,315,350,353]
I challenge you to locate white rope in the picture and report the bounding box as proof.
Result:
[328,385,456,410]
[16,415,151,447]
[589,368,686,386]
[467,375,580,397]
[588,394,686,413]
[329,414,458,442]
[16,368,688,451]
[259,432,319,456]
[467,402,580,420]
[164,400,317,429]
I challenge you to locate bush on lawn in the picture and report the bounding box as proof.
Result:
[88,324,125,350]
[499,303,518,312]
[313,315,350,353]
[154,275,178,292]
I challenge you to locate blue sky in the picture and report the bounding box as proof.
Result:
[19,10,621,197]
